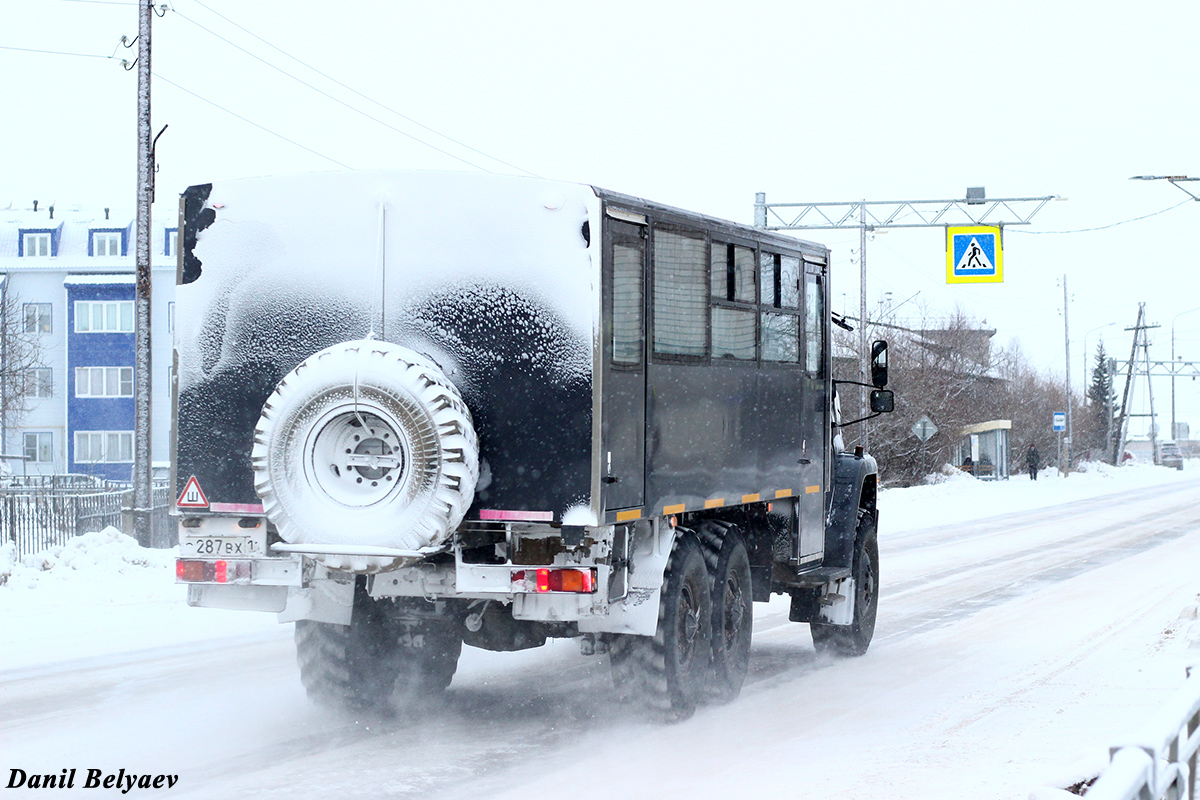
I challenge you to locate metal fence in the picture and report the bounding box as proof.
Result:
[1,477,178,557]
[1084,670,1200,800]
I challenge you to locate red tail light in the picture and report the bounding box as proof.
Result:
[511,568,596,594]
[176,559,251,583]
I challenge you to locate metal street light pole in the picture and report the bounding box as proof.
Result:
[1170,307,1200,443]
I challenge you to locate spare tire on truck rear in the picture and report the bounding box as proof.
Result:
[252,340,479,564]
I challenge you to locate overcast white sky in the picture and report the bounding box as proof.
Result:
[3,0,1199,436]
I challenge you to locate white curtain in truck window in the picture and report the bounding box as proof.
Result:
[612,243,643,365]
[653,230,707,356]
[712,307,756,360]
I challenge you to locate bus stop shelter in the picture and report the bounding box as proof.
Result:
[956,420,1011,480]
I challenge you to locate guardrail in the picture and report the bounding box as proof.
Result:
[1085,670,1200,800]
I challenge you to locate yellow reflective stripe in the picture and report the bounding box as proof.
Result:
[662,503,685,515]
[775,489,793,498]
[616,509,642,522]
[704,498,725,509]
[741,493,761,503]
[805,485,821,494]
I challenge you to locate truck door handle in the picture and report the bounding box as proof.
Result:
[798,458,812,465]
[603,476,620,484]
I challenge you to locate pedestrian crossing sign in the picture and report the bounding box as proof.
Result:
[947,225,1003,284]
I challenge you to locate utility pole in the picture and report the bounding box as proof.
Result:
[858,201,868,448]
[753,189,1058,444]
[1062,275,1072,474]
[1106,357,1115,464]
[133,0,154,547]
[1113,305,1162,465]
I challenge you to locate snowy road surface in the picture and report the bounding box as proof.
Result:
[3,467,1200,799]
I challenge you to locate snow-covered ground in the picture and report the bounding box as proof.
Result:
[2,461,1198,798]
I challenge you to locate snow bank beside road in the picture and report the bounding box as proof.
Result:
[880,461,1191,535]
[0,528,280,673]
[1,527,174,589]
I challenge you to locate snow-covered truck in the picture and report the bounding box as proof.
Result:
[172,171,893,718]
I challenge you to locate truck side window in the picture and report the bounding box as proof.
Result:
[612,242,644,365]
[805,271,824,374]
[710,242,756,360]
[761,251,800,363]
[653,229,708,358]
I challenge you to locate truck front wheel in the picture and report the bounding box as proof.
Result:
[811,511,879,657]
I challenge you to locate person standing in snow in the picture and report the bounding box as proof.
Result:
[1026,444,1039,480]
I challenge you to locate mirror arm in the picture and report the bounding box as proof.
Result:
[833,412,886,429]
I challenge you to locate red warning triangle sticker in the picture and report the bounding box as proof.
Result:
[177,476,209,509]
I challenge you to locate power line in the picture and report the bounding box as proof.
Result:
[0,41,352,169]
[0,43,114,59]
[170,8,505,175]
[155,72,353,169]
[1008,199,1193,234]
[189,0,539,178]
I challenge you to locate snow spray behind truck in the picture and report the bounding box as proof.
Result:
[172,171,894,718]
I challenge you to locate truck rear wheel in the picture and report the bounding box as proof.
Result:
[295,580,403,710]
[811,511,878,657]
[295,584,464,711]
[391,607,464,701]
[609,532,711,720]
[697,522,753,703]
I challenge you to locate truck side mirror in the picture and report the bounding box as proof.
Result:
[871,340,888,387]
[870,389,894,413]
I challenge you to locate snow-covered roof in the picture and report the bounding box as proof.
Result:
[959,419,1012,435]
[63,274,136,285]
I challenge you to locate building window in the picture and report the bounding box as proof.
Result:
[165,228,178,257]
[23,368,52,398]
[23,303,51,333]
[75,301,134,333]
[75,366,134,398]
[75,431,134,463]
[168,301,175,334]
[23,232,51,258]
[24,432,53,464]
[92,231,123,256]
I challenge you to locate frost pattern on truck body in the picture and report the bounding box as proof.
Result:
[175,171,600,523]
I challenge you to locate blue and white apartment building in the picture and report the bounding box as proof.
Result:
[1,202,176,481]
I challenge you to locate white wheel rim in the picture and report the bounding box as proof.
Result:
[304,403,411,508]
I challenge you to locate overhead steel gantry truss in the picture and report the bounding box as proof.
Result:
[1114,360,1200,379]
[753,189,1059,447]
[753,194,1059,231]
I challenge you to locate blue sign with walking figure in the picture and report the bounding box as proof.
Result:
[946,225,1003,283]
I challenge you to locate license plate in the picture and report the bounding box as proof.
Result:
[182,536,264,557]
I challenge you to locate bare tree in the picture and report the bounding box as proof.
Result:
[839,304,1100,486]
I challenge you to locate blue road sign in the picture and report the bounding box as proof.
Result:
[947,225,1003,284]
